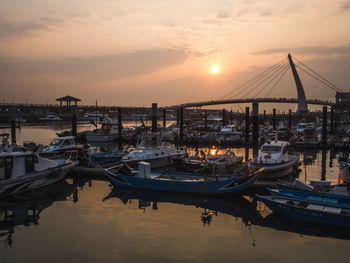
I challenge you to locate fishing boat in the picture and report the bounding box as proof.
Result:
[294,127,319,148]
[106,162,263,195]
[0,151,74,196]
[267,187,350,209]
[206,148,243,167]
[122,134,186,169]
[86,117,119,142]
[91,147,129,165]
[258,195,350,227]
[41,136,77,157]
[39,114,63,121]
[249,140,299,179]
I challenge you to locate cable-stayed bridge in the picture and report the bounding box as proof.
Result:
[169,54,341,110]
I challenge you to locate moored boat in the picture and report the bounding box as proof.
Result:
[258,195,350,227]
[267,187,350,209]
[0,151,74,196]
[249,140,299,179]
[122,133,186,169]
[106,162,263,195]
[86,117,119,142]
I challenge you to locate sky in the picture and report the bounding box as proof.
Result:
[0,0,350,110]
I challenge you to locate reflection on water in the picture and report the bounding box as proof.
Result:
[0,180,74,247]
[0,125,350,262]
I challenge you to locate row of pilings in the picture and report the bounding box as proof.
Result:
[8,103,336,153]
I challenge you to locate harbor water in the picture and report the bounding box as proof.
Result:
[0,123,349,263]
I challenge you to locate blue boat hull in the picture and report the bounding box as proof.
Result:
[106,168,262,195]
[267,188,350,209]
[259,195,350,227]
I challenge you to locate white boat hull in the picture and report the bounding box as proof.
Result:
[251,155,299,179]
[0,162,74,196]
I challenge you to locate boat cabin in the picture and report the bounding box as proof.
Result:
[258,141,289,164]
[42,136,77,153]
[0,151,36,180]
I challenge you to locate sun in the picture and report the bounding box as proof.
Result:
[211,65,219,74]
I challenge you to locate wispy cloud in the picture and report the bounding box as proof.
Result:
[0,48,189,79]
[252,45,350,56]
[0,17,61,38]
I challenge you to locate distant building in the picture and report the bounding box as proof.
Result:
[335,92,350,112]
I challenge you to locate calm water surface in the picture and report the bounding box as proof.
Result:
[0,124,349,263]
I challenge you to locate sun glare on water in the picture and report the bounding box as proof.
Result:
[211,65,219,74]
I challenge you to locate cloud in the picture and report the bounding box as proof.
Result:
[0,17,62,38]
[252,45,350,56]
[217,11,231,19]
[342,1,350,9]
[0,48,189,80]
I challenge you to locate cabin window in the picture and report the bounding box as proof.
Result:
[25,155,35,173]
[0,157,3,168]
[261,146,281,152]
[50,139,62,146]
[4,157,13,179]
[62,140,72,146]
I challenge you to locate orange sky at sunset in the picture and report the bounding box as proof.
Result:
[1,0,350,109]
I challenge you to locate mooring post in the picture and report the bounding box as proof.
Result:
[10,106,16,145]
[163,108,166,128]
[152,103,157,133]
[72,106,77,138]
[273,108,276,131]
[176,108,180,125]
[118,107,122,147]
[288,109,292,130]
[179,107,184,144]
[263,110,266,124]
[330,107,334,135]
[222,109,226,126]
[322,106,328,147]
[204,110,208,131]
[245,106,250,145]
[334,112,338,132]
[321,148,327,181]
[252,103,259,156]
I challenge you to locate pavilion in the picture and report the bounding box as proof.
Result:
[56,95,81,107]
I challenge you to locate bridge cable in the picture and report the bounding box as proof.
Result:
[295,65,341,93]
[292,56,343,92]
[265,63,291,98]
[219,57,288,99]
[238,60,290,99]
[226,58,289,99]
[251,62,290,98]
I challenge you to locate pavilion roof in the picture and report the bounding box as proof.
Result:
[56,95,81,102]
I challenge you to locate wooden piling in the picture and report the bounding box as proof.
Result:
[72,106,77,138]
[152,103,157,133]
[10,106,16,144]
[245,106,250,145]
[273,108,276,131]
[118,107,122,146]
[252,103,259,156]
[288,109,292,130]
[179,107,184,144]
[322,106,327,147]
[163,108,166,128]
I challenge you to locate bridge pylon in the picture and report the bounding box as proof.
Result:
[288,53,308,113]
